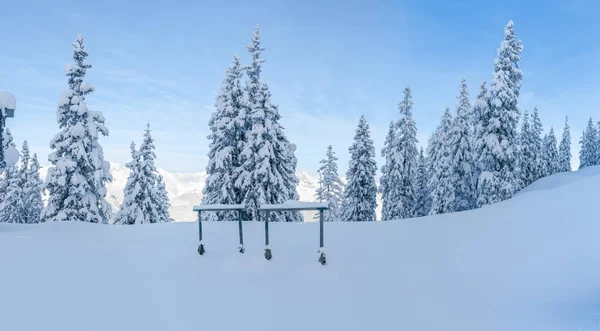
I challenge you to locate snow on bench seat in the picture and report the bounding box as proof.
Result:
[0,92,16,110]
[259,200,329,211]
[193,204,245,212]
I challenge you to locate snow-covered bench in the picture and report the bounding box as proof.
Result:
[259,201,329,265]
[192,204,246,255]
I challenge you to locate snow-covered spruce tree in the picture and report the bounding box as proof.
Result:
[471,80,490,185]
[476,20,523,207]
[414,147,431,217]
[0,129,16,209]
[236,26,302,222]
[596,121,600,166]
[430,108,455,215]
[0,137,23,223]
[42,35,112,223]
[518,111,536,188]
[0,164,22,223]
[579,117,597,169]
[23,153,44,223]
[530,107,545,182]
[341,115,377,222]
[202,55,245,222]
[558,116,571,172]
[156,174,173,223]
[380,87,419,220]
[114,142,145,225]
[314,145,344,222]
[542,127,559,177]
[379,121,395,220]
[449,79,475,212]
[138,124,165,223]
[236,82,301,222]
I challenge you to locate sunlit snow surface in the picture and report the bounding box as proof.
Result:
[2,167,600,331]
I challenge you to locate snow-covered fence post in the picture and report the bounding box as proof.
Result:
[237,210,244,253]
[197,211,205,255]
[264,211,272,260]
[259,201,329,264]
[319,209,326,265]
[192,204,246,255]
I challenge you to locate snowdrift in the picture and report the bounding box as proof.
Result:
[2,168,600,331]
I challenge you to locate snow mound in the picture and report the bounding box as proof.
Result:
[516,166,600,196]
[1,169,600,331]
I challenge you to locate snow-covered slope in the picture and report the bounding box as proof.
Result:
[2,167,600,331]
[40,163,320,222]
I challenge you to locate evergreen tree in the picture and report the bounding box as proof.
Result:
[0,129,16,207]
[596,121,600,166]
[579,117,597,169]
[137,124,164,223]
[0,139,26,223]
[42,35,112,223]
[114,142,145,225]
[558,116,571,172]
[23,153,44,223]
[314,145,344,222]
[430,108,455,215]
[202,55,245,221]
[542,128,559,177]
[531,107,545,181]
[379,121,395,220]
[0,165,22,223]
[236,26,302,222]
[449,79,475,212]
[156,174,173,223]
[414,147,430,217]
[476,21,523,206]
[341,115,377,222]
[518,111,536,188]
[471,80,489,185]
[380,87,419,220]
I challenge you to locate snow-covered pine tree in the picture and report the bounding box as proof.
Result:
[596,121,600,166]
[518,111,536,188]
[314,145,345,222]
[414,147,430,217]
[202,55,245,222]
[476,20,523,207]
[15,141,31,223]
[380,87,419,220]
[23,153,44,223]
[341,115,377,222]
[156,174,173,222]
[137,124,164,223]
[114,142,145,225]
[0,164,22,223]
[236,26,302,222]
[430,108,455,215]
[530,107,544,181]
[449,79,475,212]
[558,116,571,172]
[379,121,395,220]
[236,82,301,222]
[542,127,559,177]
[0,129,16,209]
[579,117,597,169]
[0,139,26,223]
[471,80,490,186]
[42,35,112,223]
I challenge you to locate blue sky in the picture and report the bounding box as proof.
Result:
[1,0,599,173]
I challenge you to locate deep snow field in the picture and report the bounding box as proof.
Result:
[2,167,600,331]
